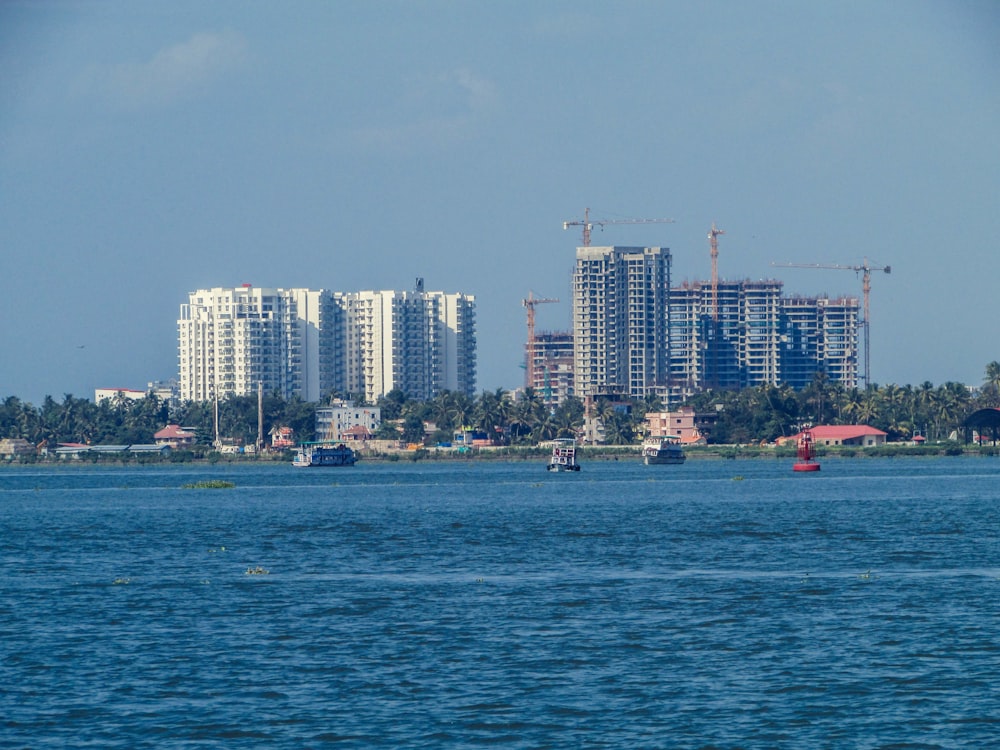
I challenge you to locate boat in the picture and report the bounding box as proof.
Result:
[292,443,356,467]
[793,430,820,472]
[642,435,686,465]
[547,438,580,472]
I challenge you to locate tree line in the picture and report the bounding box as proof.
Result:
[3,363,1000,450]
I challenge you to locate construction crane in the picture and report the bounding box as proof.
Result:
[771,258,891,388]
[563,207,676,247]
[522,291,559,389]
[708,222,726,323]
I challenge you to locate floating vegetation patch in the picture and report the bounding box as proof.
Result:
[113,577,131,585]
[183,480,235,489]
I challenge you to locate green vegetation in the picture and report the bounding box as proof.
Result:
[183,480,236,489]
[3,361,1000,456]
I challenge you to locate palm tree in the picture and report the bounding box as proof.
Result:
[981,362,1000,408]
[473,388,510,444]
[857,389,880,425]
[986,362,1000,391]
[376,389,408,421]
[548,397,585,440]
[509,388,545,444]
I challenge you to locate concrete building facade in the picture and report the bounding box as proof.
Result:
[178,284,475,404]
[668,279,860,402]
[572,246,671,400]
[315,400,381,442]
[528,331,575,406]
[341,287,476,403]
[178,286,340,403]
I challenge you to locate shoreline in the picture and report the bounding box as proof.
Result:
[1,442,995,467]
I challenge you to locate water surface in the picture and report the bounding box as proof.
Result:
[2,457,999,747]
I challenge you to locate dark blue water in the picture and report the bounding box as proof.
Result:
[3,457,1000,748]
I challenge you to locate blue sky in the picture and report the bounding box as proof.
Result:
[2,1,998,405]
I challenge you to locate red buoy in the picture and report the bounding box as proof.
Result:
[793,430,821,472]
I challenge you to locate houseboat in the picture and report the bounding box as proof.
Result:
[292,443,357,468]
[642,436,686,465]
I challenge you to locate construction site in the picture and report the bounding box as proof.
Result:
[521,208,890,407]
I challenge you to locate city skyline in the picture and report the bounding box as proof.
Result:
[3,2,998,405]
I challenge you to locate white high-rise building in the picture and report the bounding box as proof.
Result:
[178,286,340,402]
[572,246,671,400]
[178,283,475,404]
[342,285,476,402]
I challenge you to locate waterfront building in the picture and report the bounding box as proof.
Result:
[314,399,381,442]
[341,284,476,403]
[153,424,198,449]
[572,246,671,400]
[644,406,705,444]
[780,295,860,389]
[178,283,475,405]
[668,279,859,402]
[178,286,341,402]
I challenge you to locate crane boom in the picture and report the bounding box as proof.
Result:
[563,207,675,247]
[771,259,891,388]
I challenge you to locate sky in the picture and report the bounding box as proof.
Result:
[2,0,998,405]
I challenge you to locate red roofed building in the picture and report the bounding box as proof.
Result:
[342,424,372,442]
[154,425,198,448]
[786,425,887,447]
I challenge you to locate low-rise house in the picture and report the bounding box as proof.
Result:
[644,407,706,444]
[154,425,198,448]
[0,438,35,458]
[342,424,372,442]
[783,425,888,447]
[129,444,172,456]
[315,400,381,442]
[56,443,171,459]
[270,426,295,449]
[95,388,147,405]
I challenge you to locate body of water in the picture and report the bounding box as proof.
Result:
[2,456,999,748]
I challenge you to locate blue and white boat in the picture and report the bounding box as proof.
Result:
[547,438,581,472]
[293,443,357,467]
[642,436,686,465]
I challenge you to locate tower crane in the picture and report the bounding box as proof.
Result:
[522,291,559,389]
[708,222,725,323]
[771,258,891,388]
[563,207,675,247]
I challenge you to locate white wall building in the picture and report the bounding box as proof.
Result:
[95,388,147,405]
[315,400,381,441]
[342,284,476,402]
[178,286,340,402]
[178,283,475,404]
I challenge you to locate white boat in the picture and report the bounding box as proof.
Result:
[547,438,580,472]
[642,436,686,465]
[292,443,356,467]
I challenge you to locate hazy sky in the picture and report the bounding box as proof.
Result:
[3,1,998,405]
